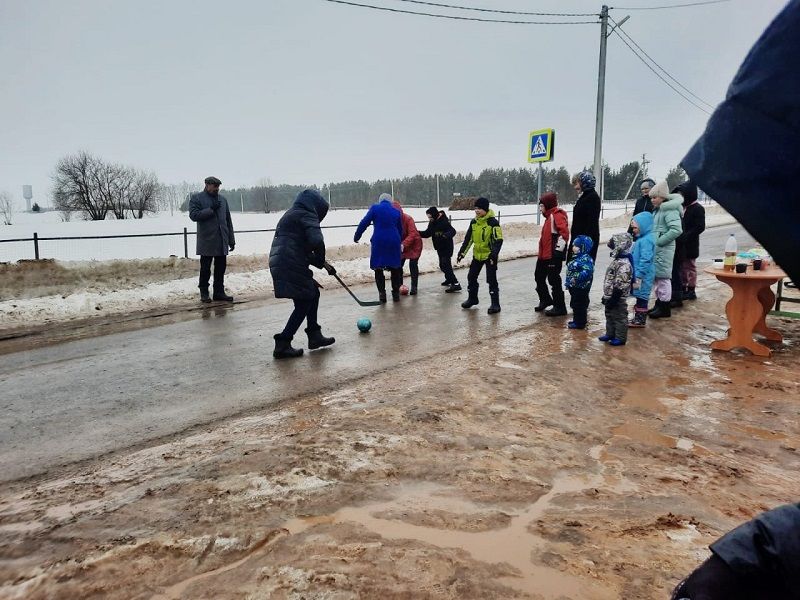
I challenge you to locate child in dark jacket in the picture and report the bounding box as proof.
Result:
[420,206,460,292]
[598,233,634,346]
[564,235,595,329]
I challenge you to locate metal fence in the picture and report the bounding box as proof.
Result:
[0,199,702,263]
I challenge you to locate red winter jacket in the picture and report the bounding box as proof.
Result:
[393,201,423,260]
[538,207,569,260]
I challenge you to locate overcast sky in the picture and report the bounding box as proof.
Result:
[0,0,787,204]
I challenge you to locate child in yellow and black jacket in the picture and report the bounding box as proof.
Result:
[457,197,503,314]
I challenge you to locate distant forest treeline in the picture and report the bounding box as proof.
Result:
[178,163,687,213]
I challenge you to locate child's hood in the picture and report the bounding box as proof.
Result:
[476,209,496,223]
[608,232,633,258]
[632,211,654,237]
[572,235,594,257]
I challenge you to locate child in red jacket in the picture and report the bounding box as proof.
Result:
[535,192,570,316]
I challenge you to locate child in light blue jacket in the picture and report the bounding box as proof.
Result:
[630,211,656,328]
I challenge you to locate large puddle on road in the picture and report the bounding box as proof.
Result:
[277,448,632,599]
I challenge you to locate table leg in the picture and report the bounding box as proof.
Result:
[754,284,783,342]
[711,279,772,356]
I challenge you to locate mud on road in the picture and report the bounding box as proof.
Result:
[1,278,799,599]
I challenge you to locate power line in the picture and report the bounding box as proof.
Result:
[609,26,711,114]
[611,0,730,10]
[320,0,599,24]
[394,0,596,17]
[610,16,715,109]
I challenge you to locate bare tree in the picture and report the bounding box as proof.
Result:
[52,152,108,220]
[0,190,14,225]
[128,170,160,219]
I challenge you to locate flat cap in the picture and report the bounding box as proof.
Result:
[204,176,222,185]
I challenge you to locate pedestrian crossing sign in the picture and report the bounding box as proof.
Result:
[528,128,555,163]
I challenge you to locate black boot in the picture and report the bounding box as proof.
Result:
[379,291,387,303]
[306,326,335,350]
[683,287,697,301]
[534,299,552,312]
[273,334,303,359]
[375,271,387,303]
[200,288,211,303]
[488,291,501,314]
[392,290,401,302]
[670,297,684,309]
[461,287,479,309]
[649,300,672,319]
[212,285,233,302]
[445,283,462,293]
[545,303,567,316]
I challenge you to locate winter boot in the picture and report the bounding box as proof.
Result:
[392,290,401,302]
[461,287,479,309]
[683,286,697,301]
[670,297,684,309]
[545,304,568,317]
[649,300,672,319]
[273,334,303,359]
[567,321,585,329]
[487,291,501,314]
[306,326,335,350]
[441,280,451,286]
[534,300,552,312]
[609,338,626,346]
[378,291,387,303]
[212,290,234,302]
[200,288,211,303]
[629,308,648,328]
[445,283,462,293]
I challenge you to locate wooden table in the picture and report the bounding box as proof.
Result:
[705,265,787,356]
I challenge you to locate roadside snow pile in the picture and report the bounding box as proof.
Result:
[0,207,735,329]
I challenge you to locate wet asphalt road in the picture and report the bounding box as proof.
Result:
[0,224,752,482]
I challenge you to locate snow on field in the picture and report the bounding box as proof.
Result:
[0,202,648,263]
[0,206,734,329]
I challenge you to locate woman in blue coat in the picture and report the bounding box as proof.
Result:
[629,211,656,328]
[354,193,404,302]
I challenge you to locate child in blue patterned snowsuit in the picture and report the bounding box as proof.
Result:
[565,235,594,329]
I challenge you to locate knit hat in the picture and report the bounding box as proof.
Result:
[648,180,670,199]
[426,206,439,218]
[579,170,596,191]
[474,197,490,212]
[378,193,393,202]
[677,180,698,205]
[539,192,558,210]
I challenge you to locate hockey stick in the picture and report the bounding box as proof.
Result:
[331,273,382,307]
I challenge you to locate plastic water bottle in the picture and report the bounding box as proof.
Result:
[724,233,737,272]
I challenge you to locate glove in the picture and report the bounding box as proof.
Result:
[211,198,221,211]
[229,243,235,252]
[324,262,336,276]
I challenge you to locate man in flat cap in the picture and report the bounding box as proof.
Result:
[189,176,236,302]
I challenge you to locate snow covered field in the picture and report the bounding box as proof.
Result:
[0,202,652,263]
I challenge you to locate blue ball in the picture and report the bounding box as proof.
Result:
[357,318,372,333]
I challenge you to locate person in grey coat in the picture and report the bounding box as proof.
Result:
[189,176,235,302]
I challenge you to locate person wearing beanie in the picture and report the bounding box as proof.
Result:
[392,199,423,295]
[534,192,570,316]
[647,180,683,319]
[676,181,706,300]
[457,197,503,314]
[420,206,460,292]
[569,170,601,262]
[354,193,404,303]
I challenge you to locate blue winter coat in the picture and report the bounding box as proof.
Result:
[682,0,800,284]
[565,235,594,290]
[354,200,403,269]
[631,212,656,301]
[269,189,329,300]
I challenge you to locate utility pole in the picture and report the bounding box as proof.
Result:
[436,174,440,207]
[391,180,394,199]
[536,163,543,225]
[240,192,244,213]
[593,5,609,197]
[641,153,650,179]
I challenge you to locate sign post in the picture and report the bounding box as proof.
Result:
[527,129,555,224]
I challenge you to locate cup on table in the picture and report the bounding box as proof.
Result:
[735,263,747,274]
[753,258,763,270]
